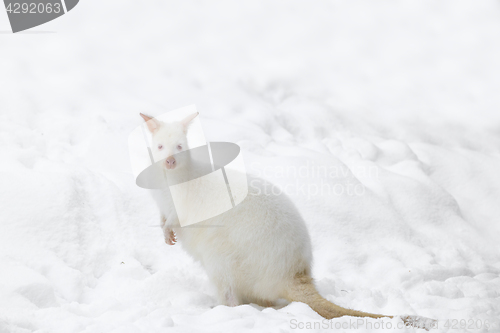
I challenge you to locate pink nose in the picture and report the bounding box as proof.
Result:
[165,156,176,169]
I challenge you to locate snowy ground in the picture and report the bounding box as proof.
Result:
[1,1,500,332]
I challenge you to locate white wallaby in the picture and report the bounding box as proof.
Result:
[139,113,436,330]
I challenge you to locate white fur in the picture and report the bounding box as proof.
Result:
[139,114,438,330]
[143,113,312,305]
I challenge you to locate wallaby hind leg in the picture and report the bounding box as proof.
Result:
[244,296,275,308]
[213,276,240,307]
[222,286,240,307]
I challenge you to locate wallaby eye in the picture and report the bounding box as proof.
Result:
[177,145,182,151]
[158,144,163,150]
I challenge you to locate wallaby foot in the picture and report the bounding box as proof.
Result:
[247,297,275,308]
[164,227,176,245]
[161,216,177,245]
[223,287,240,307]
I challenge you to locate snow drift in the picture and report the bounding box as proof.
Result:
[1,1,500,332]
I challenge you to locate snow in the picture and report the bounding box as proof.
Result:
[1,0,500,332]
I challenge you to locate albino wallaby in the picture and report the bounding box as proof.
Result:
[139,112,436,330]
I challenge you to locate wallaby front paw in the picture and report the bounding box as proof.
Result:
[165,228,177,245]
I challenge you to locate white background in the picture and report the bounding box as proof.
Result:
[1,1,500,332]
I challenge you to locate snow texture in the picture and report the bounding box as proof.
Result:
[1,1,500,332]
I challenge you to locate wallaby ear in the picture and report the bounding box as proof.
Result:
[140,113,161,133]
[180,112,199,133]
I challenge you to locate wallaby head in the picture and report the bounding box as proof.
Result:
[140,112,198,171]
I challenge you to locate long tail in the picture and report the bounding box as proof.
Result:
[284,273,437,330]
[284,272,390,320]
